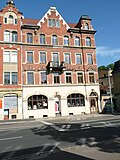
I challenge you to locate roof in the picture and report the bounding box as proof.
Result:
[23,18,39,25]
[68,23,77,28]
[80,15,91,20]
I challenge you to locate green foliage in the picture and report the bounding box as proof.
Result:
[98,63,114,70]
[98,65,107,70]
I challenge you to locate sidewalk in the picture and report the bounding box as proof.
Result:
[0,113,119,124]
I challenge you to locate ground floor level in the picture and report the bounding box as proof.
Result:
[0,85,101,120]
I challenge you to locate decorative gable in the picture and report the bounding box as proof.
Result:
[37,7,70,30]
[87,66,96,71]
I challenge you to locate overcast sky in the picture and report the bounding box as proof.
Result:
[1,0,120,66]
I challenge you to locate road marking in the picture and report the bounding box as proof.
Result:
[0,136,23,141]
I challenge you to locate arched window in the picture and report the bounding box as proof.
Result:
[52,35,58,45]
[12,31,18,42]
[85,23,89,30]
[74,36,80,46]
[9,15,14,24]
[64,36,69,45]
[28,95,48,110]
[67,93,85,107]
[27,33,33,43]
[40,34,45,44]
[86,37,91,46]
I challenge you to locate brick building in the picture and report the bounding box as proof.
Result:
[0,0,101,120]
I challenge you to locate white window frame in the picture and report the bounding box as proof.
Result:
[39,51,46,64]
[27,72,34,85]
[4,30,10,42]
[64,53,71,64]
[76,53,82,64]
[4,72,18,85]
[74,36,80,46]
[4,50,18,63]
[88,72,95,83]
[65,72,72,84]
[64,36,69,46]
[26,51,34,63]
[87,53,93,64]
[77,72,84,83]
[40,71,47,84]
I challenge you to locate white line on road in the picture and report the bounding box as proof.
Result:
[0,136,23,141]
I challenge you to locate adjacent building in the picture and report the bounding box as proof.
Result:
[113,60,120,111]
[0,0,101,120]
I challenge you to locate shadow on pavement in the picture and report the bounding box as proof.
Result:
[0,145,94,160]
[32,124,120,154]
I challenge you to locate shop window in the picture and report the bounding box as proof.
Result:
[28,95,48,110]
[67,93,85,107]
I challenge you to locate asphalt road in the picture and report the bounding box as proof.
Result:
[0,116,120,160]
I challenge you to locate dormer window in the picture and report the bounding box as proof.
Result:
[85,23,89,30]
[48,19,60,28]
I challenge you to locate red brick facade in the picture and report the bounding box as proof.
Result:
[0,1,100,120]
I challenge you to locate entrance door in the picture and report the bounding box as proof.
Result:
[4,109,9,120]
[90,98,98,113]
[54,96,61,115]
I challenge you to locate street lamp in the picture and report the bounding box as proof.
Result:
[108,68,113,113]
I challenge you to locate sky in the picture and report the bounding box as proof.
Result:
[0,0,120,67]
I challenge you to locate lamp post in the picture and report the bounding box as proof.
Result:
[108,68,113,113]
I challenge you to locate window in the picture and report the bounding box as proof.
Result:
[52,53,59,66]
[28,95,48,110]
[53,73,60,83]
[41,72,47,84]
[89,72,95,83]
[48,19,60,28]
[15,19,17,24]
[74,37,80,46]
[27,72,34,84]
[40,34,45,44]
[52,35,58,45]
[12,31,17,42]
[64,36,69,45]
[4,17,7,24]
[4,72,18,85]
[77,73,83,83]
[40,52,46,63]
[27,51,33,63]
[4,51,17,63]
[4,72,10,85]
[86,37,91,46]
[27,33,33,43]
[67,93,85,107]
[85,23,89,30]
[12,72,18,84]
[9,15,14,24]
[64,53,71,64]
[66,72,72,83]
[4,31,10,42]
[87,53,93,64]
[76,54,82,64]
[56,20,60,28]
